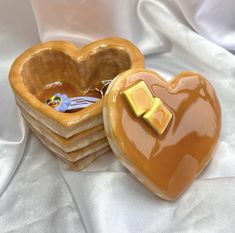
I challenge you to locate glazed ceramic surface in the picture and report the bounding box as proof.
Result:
[9,38,144,137]
[31,125,110,170]
[103,69,221,200]
[9,38,144,169]
[29,123,109,162]
[21,108,105,152]
[60,147,111,171]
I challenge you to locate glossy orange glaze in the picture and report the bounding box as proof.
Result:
[10,38,144,133]
[143,100,172,135]
[106,70,221,200]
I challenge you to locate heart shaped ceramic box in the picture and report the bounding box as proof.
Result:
[103,69,221,200]
[9,38,144,169]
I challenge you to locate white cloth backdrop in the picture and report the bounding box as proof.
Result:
[1,0,235,232]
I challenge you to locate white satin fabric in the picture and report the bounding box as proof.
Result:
[1,0,235,232]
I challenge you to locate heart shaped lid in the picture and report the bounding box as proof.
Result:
[103,69,221,200]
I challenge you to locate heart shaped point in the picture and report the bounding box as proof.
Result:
[103,69,221,200]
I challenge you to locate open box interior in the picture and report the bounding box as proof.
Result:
[21,47,132,112]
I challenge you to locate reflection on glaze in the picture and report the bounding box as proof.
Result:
[123,80,173,135]
[123,80,154,117]
[109,71,221,200]
[143,98,172,135]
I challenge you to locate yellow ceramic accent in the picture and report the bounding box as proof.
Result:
[123,81,153,117]
[143,98,172,135]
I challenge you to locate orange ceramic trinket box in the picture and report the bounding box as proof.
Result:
[9,38,144,169]
[103,69,221,200]
[9,37,221,200]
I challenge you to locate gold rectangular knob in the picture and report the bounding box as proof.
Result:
[143,98,172,135]
[123,81,154,117]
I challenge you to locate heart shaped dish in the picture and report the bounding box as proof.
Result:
[9,38,144,169]
[103,69,221,200]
